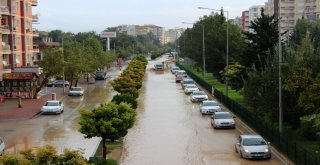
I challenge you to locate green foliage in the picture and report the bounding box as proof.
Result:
[79,102,137,141]
[38,48,64,78]
[299,114,320,140]
[112,93,138,109]
[220,63,246,91]
[241,9,280,70]
[0,154,31,165]
[0,146,87,165]
[111,56,147,97]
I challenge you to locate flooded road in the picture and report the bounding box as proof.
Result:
[0,67,122,159]
[120,57,285,165]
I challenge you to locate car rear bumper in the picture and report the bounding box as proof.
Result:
[243,152,271,159]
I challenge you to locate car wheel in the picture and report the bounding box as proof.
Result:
[235,146,238,153]
[240,151,243,158]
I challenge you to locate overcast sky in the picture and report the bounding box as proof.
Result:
[33,0,266,33]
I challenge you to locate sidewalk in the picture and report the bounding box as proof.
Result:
[0,65,125,121]
[0,88,64,121]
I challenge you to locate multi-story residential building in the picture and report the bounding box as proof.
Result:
[241,10,250,33]
[265,0,320,40]
[249,5,265,33]
[113,24,164,43]
[0,0,38,80]
[163,28,185,45]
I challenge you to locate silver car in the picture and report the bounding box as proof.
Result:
[68,87,84,96]
[184,84,199,94]
[235,135,271,159]
[191,91,208,102]
[211,112,235,128]
[171,66,180,74]
[200,100,221,115]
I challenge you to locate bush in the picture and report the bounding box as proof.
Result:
[112,93,138,109]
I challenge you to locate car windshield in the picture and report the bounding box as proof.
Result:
[193,91,205,95]
[172,67,179,70]
[71,88,82,91]
[214,113,232,119]
[45,102,59,106]
[183,80,194,84]
[156,64,164,67]
[203,102,218,106]
[243,137,267,146]
[186,84,197,88]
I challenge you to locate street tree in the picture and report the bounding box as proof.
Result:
[241,8,279,70]
[33,48,64,99]
[79,102,136,159]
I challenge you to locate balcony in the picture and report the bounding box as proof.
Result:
[32,14,39,22]
[0,6,9,15]
[32,0,38,6]
[0,25,10,34]
[33,44,39,53]
[2,44,11,54]
[3,64,11,70]
[32,28,39,37]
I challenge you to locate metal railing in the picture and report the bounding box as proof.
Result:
[177,63,320,165]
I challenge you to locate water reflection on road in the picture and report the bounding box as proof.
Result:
[0,67,121,159]
[120,58,284,165]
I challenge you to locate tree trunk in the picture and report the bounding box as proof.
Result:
[32,77,48,99]
[75,80,78,87]
[102,137,107,159]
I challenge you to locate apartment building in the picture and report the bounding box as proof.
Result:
[0,0,38,80]
[113,24,164,43]
[241,10,250,33]
[264,0,320,39]
[249,5,265,33]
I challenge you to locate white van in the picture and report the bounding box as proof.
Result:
[0,137,5,155]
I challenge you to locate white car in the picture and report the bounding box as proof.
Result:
[41,100,64,114]
[0,137,5,155]
[181,78,195,89]
[211,112,235,128]
[191,91,208,102]
[175,70,187,77]
[200,100,221,114]
[235,135,271,159]
[171,66,180,74]
[68,87,84,96]
[184,84,199,94]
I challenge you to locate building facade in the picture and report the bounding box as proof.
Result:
[241,10,250,33]
[249,5,265,33]
[0,0,38,80]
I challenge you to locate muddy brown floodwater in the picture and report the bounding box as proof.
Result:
[119,57,285,165]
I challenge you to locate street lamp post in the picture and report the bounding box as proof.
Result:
[62,38,65,95]
[198,7,229,96]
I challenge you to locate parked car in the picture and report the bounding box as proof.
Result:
[47,80,70,87]
[235,135,271,159]
[200,100,221,115]
[0,137,5,156]
[41,100,64,114]
[184,84,199,94]
[211,112,235,128]
[154,63,165,70]
[68,87,84,96]
[181,78,195,89]
[95,71,107,80]
[175,70,187,77]
[191,91,208,102]
[171,66,180,74]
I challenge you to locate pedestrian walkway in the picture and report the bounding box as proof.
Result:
[0,63,127,121]
[0,88,64,121]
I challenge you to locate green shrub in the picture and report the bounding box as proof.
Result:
[112,93,138,109]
